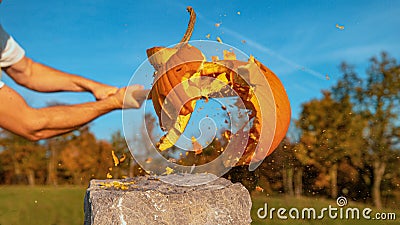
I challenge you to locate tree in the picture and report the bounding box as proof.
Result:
[356,53,399,208]
[296,91,363,198]
[279,139,303,197]
[45,133,74,185]
[44,101,75,185]
[0,130,46,185]
[60,126,113,184]
[332,52,399,208]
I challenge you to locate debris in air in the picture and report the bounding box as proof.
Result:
[145,157,153,163]
[111,150,126,166]
[325,74,330,80]
[191,136,203,155]
[335,24,345,30]
[205,34,211,39]
[112,150,119,166]
[255,186,264,192]
[215,23,221,28]
[216,37,223,43]
[120,154,126,163]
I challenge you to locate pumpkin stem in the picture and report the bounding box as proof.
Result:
[179,6,196,44]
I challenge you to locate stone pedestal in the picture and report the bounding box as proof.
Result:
[84,174,252,225]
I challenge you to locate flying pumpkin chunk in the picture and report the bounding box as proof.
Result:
[147,7,291,166]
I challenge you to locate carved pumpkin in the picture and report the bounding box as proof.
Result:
[147,7,291,167]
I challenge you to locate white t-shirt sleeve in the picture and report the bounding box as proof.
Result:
[0,25,25,68]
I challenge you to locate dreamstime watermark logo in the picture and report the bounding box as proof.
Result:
[257,196,397,221]
[122,40,277,186]
[336,196,347,207]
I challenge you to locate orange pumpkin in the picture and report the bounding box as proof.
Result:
[147,7,291,166]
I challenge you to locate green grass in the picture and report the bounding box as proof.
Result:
[0,186,398,225]
[0,186,86,225]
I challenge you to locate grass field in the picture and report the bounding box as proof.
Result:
[0,186,86,225]
[0,186,398,225]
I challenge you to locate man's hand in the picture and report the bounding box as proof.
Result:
[90,83,118,100]
[109,85,146,109]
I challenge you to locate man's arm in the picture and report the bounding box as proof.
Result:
[3,56,117,100]
[0,84,142,141]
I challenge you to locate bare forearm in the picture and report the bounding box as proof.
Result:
[33,62,109,93]
[33,127,80,139]
[22,58,101,92]
[34,97,120,137]
[1,82,141,141]
[5,57,110,94]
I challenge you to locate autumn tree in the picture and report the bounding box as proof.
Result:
[338,53,399,208]
[295,90,363,198]
[43,101,76,185]
[60,126,113,184]
[45,132,75,185]
[279,139,303,197]
[0,130,46,185]
[244,137,303,196]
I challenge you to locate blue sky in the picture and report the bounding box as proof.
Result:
[1,0,399,140]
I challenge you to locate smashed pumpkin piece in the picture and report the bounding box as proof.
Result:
[99,180,135,190]
[255,186,264,192]
[164,166,174,175]
[191,136,203,155]
[147,7,291,167]
[111,150,119,166]
[111,150,127,167]
[336,24,345,30]
[145,157,153,164]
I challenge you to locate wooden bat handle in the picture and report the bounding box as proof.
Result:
[131,89,152,101]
